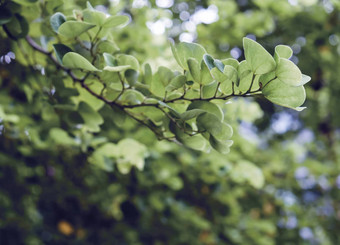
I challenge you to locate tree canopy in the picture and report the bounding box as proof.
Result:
[0,0,339,244]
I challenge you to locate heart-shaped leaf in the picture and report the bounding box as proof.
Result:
[276,58,302,86]
[262,78,306,110]
[62,52,99,71]
[58,21,95,38]
[243,37,276,74]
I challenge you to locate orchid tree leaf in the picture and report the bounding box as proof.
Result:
[62,52,99,71]
[187,101,223,121]
[58,21,95,38]
[171,42,206,70]
[274,44,293,62]
[243,37,276,75]
[262,78,306,110]
[102,15,129,28]
[276,58,302,86]
[187,58,201,84]
[166,75,186,92]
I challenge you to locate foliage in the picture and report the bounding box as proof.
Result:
[0,0,339,244]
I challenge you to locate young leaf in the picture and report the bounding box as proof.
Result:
[243,37,276,74]
[274,44,293,62]
[50,12,66,33]
[62,52,99,71]
[58,21,96,38]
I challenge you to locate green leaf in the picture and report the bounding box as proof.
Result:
[197,113,233,140]
[243,37,276,74]
[53,44,72,64]
[238,60,253,92]
[187,101,223,122]
[88,143,116,171]
[62,52,99,71]
[211,67,228,83]
[143,63,152,85]
[83,9,107,26]
[274,45,293,62]
[124,69,139,86]
[155,66,175,86]
[102,15,129,28]
[187,58,201,83]
[78,102,104,132]
[181,134,208,151]
[117,54,139,71]
[209,136,233,154]
[103,65,131,72]
[95,40,119,54]
[259,71,275,88]
[49,128,76,145]
[113,139,148,174]
[223,65,238,83]
[171,42,206,70]
[50,12,66,33]
[200,59,213,85]
[180,109,206,121]
[213,59,225,72]
[119,90,145,105]
[166,75,186,92]
[202,81,218,98]
[222,58,239,69]
[103,52,116,66]
[203,54,215,70]
[231,161,265,189]
[58,21,95,38]
[262,78,306,110]
[276,58,302,86]
[300,74,311,86]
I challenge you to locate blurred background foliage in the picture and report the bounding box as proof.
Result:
[0,0,340,244]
